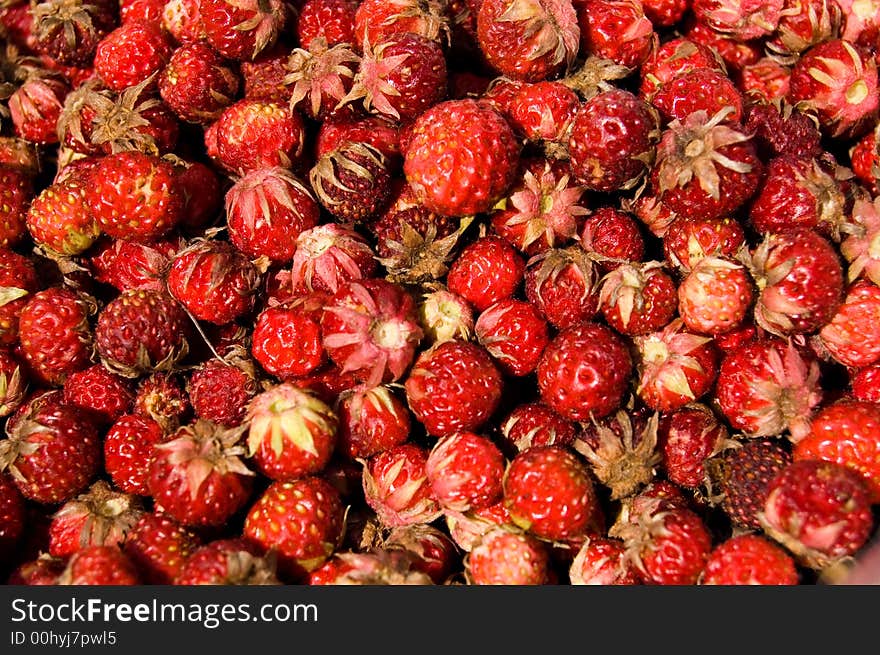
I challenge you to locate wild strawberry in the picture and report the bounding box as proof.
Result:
[95,289,190,378]
[633,320,719,413]
[295,0,358,49]
[852,362,880,402]
[766,0,841,61]
[638,37,726,102]
[404,340,504,437]
[794,399,880,502]
[538,321,633,421]
[162,0,203,44]
[569,535,641,586]
[93,20,173,92]
[650,68,744,125]
[683,14,763,72]
[104,413,166,495]
[575,0,656,69]
[119,0,165,25]
[0,472,25,558]
[417,286,475,344]
[499,401,578,453]
[0,247,38,347]
[677,256,754,336]
[692,0,783,41]
[504,445,598,541]
[701,534,800,585]
[476,0,579,82]
[425,431,506,513]
[599,261,678,337]
[475,298,549,377]
[283,38,360,121]
[122,512,201,584]
[841,196,880,287]
[0,166,31,248]
[0,393,101,504]
[321,278,423,387]
[87,236,181,293]
[133,372,191,431]
[188,356,259,428]
[787,39,879,139]
[30,0,118,67]
[378,523,458,584]
[309,141,393,222]
[759,459,874,570]
[8,74,69,146]
[736,57,792,103]
[817,280,880,369]
[198,0,287,62]
[166,239,262,326]
[574,407,660,500]
[171,158,222,231]
[207,99,306,175]
[251,295,326,381]
[568,88,660,193]
[56,545,141,585]
[48,480,144,557]
[342,33,447,122]
[641,0,689,26]
[307,549,434,585]
[236,43,289,103]
[507,81,580,144]
[315,114,402,163]
[176,538,280,585]
[612,504,712,585]
[465,526,550,585]
[446,235,525,313]
[158,41,240,124]
[714,338,822,440]
[17,287,93,387]
[663,216,746,275]
[352,0,452,50]
[743,99,823,161]
[579,207,645,272]
[62,364,134,426]
[658,403,728,489]
[651,108,763,221]
[444,500,516,552]
[148,419,255,527]
[627,189,680,239]
[0,350,27,418]
[336,385,412,460]
[287,223,377,296]
[25,175,100,256]
[523,244,600,329]
[245,383,337,481]
[403,98,521,217]
[8,554,67,585]
[748,156,847,238]
[244,476,345,580]
[850,123,880,194]
[85,150,184,241]
[746,227,844,337]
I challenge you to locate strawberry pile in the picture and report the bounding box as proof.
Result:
[1,0,880,587]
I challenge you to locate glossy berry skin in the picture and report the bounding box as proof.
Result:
[0,473,25,557]
[499,402,578,453]
[639,37,726,102]
[103,413,166,495]
[159,40,240,124]
[0,246,38,347]
[296,0,357,48]
[651,67,743,125]
[122,513,201,584]
[336,385,412,460]
[658,405,727,489]
[362,443,442,528]
[537,322,633,421]
[677,257,753,336]
[663,216,746,274]
[404,340,504,438]
[62,364,135,426]
[523,245,600,329]
[760,459,874,569]
[569,88,659,193]
[701,534,799,585]
[251,296,327,380]
[508,81,580,144]
[57,545,141,586]
[599,262,678,337]
[447,235,525,313]
[569,537,640,585]
[244,477,345,581]
[467,527,550,585]
[93,20,174,92]
[403,99,521,217]
[475,298,550,377]
[25,175,100,257]
[188,359,258,428]
[87,237,181,293]
[175,538,279,585]
[621,507,712,585]
[504,445,598,541]
[426,431,506,513]
[198,0,287,62]
[817,280,880,369]
[579,207,645,271]
[794,400,880,503]
[576,0,656,69]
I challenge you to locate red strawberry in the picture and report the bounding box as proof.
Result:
[504,445,598,541]
[575,0,655,69]
[353,0,451,50]
[362,443,443,527]
[93,20,173,92]
[523,244,600,329]
[245,383,338,481]
[794,399,880,502]
[476,0,579,82]
[30,0,118,67]
[0,472,25,558]
[662,215,746,274]
[25,175,100,255]
[852,362,880,403]
[403,98,520,217]
[466,526,550,585]
[417,287,475,344]
[307,549,433,585]
[447,235,525,313]
[599,261,678,337]
[86,236,181,293]
[315,114,401,162]
[537,321,633,421]
[569,535,642,585]
[475,298,549,377]
[579,206,645,272]
[639,37,726,102]
[8,74,69,146]
[282,38,359,121]
[173,159,222,230]
[133,372,191,431]
[715,338,822,440]
[0,350,26,418]
[158,40,240,124]
[841,197,880,287]
[175,538,280,585]
[743,99,822,161]
[692,0,784,41]
[817,280,880,369]
[426,431,506,513]
[336,385,412,460]
[85,150,184,242]
[658,403,728,489]
[8,554,67,585]
[683,14,763,72]
[0,246,39,347]
[244,477,345,580]
[62,364,135,426]
[310,141,393,223]
[48,480,144,557]
[188,356,259,428]
[95,288,190,378]
[162,0,203,44]
[701,534,799,585]
[295,0,358,49]
[499,401,578,453]
[17,287,93,387]
[381,523,458,584]
[287,223,377,296]
[104,413,166,495]
[57,545,141,585]
[736,57,792,103]
[759,459,874,570]
[404,340,504,437]
[252,294,328,380]
[568,88,660,193]
[198,0,287,62]
[678,257,754,336]
[147,419,255,527]
[641,0,689,26]
[652,68,744,127]
[507,81,580,144]
[122,512,201,584]
[0,393,101,504]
